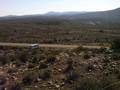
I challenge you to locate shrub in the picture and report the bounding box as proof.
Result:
[0,56,7,65]
[31,57,38,64]
[111,54,120,61]
[15,61,23,67]
[9,83,22,90]
[64,60,74,73]
[65,72,79,83]
[39,63,48,69]
[85,64,96,71]
[73,46,87,53]
[75,78,101,90]
[18,52,28,63]
[22,72,37,85]
[0,46,4,49]
[7,68,18,73]
[99,30,104,33]
[40,70,51,80]
[111,38,120,52]
[83,54,91,59]
[27,63,35,69]
[46,56,56,63]
[0,76,6,85]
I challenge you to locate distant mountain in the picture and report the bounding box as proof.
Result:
[45,11,87,16]
[64,8,120,24]
[0,8,120,24]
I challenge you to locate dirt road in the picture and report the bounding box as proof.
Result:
[0,42,106,49]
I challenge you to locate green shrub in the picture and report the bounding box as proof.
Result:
[111,38,120,52]
[0,76,6,85]
[32,57,38,64]
[28,63,35,69]
[83,54,91,59]
[7,68,18,73]
[46,56,56,63]
[18,52,28,63]
[99,30,104,33]
[75,78,101,90]
[65,72,79,83]
[22,72,37,85]
[73,46,87,53]
[39,63,48,69]
[86,64,96,71]
[40,70,51,80]
[0,56,7,65]
[9,83,22,90]
[111,54,120,60]
[64,60,74,73]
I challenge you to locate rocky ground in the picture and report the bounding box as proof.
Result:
[0,46,120,90]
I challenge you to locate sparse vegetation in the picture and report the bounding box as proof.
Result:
[40,70,51,80]
[46,56,56,63]
[22,72,38,85]
[65,72,79,84]
[0,6,120,90]
[83,54,91,59]
[0,45,120,90]
[64,60,74,73]
[9,83,22,90]
[111,38,120,52]
[39,63,48,69]
[0,56,7,65]
[85,64,96,71]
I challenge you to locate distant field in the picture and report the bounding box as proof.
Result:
[0,19,120,45]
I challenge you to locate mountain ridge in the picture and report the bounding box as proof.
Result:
[0,8,120,24]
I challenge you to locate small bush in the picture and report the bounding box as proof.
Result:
[111,54,120,61]
[27,63,35,69]
[75,78,101,90]
[111,38,120,52]
[32,57,38,64]
[46,56,56,63]
[86,64,96,71]
[99,30,104,33]
[0,56,7,65]
[64,60,74,73]
[73,46,87,53]
[17,52,28,63]
[0,76,6,85]
[39,63,48,69]
[9,83,22,90]
[22,72,37,85]
[65,72,79,83]
[40,70,51,80]
[15,61,23,67]
[83,54,91,59]
[7,68,18,73]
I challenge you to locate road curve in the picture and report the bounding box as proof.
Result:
[0,42,105,49]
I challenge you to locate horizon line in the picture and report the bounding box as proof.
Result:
[0,7,119,17]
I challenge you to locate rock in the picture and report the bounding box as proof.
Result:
[55,84,60,88]
[48,81,53,85]
[34,85,38,88]
[58,69,62,72]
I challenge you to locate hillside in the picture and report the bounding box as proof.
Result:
[1,8,120,24]
[0,8,120,45]
[65,8,120,24]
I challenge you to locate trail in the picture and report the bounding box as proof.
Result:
[0,42,107,49]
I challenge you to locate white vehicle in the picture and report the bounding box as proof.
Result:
[29,44,39,49]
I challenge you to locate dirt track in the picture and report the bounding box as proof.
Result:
[0,42,106,49]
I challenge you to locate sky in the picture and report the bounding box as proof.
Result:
[0,0,120,16]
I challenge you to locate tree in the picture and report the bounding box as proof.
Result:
[111,38,120,52]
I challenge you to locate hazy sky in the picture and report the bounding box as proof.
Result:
[0,0,120,16]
